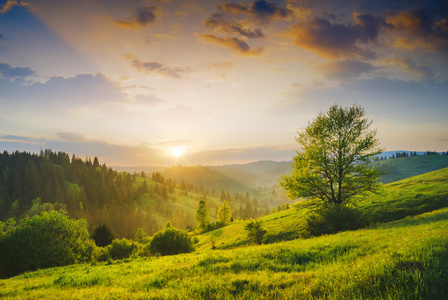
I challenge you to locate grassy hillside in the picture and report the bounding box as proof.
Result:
[378,155,448,184]
[1,207,447,299]
[196,167,448,251]
[2,164,448,299]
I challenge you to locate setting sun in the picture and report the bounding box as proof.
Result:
[170,146,186,157]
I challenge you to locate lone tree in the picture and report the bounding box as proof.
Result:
[280,104,384,206]
[244,220,266,245]
[217,200,232,225]
[196,200,210,229]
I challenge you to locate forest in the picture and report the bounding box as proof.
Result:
[0,150,274,238]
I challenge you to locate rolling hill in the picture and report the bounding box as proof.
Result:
[2,167,448,299]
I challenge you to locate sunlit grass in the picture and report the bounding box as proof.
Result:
[2,207,448,299]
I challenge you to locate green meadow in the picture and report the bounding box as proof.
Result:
[1,168,448,299]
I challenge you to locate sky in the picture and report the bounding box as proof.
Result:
[0,0,447,166]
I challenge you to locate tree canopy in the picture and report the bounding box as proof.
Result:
[280,104,384,205]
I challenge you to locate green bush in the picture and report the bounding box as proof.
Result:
[107,238,137,260]
[149,223,194,256]
[244,220,267,245]
[92,223,114,247]
[302,205,368,237]
[0,210,95,279]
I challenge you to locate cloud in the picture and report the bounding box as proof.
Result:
[134,94,165,105]
[0,0,31,13]
[0,72,126,107]
[0,34,5,40]
[269,77,448,120]
[203,13,264,38]
[287,13,390,59]
[0,63,34,81]
[188,146,296,165]
[200,34,263,56]
[319,60,375,80]
[380,56,436,82]
[386,7,448,53]
[124,54,190,78]
[114,6,160,29]
[219,0,294,24]
[209,61,233,70]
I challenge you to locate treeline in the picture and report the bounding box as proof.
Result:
[378,151,448,160]
[0,150,158,238]
[0,150,270,239]
[151,171,270,221]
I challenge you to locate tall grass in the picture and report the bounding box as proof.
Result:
[1,208,448,299]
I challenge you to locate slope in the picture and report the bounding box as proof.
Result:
[197,167,448,251]
[2,207,447,299]
[378,154,448,184]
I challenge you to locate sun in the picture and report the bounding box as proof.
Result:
[170,146,185,157]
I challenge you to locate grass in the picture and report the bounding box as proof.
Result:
[2,167,448,299]
[1,207,447,299]
[379,155,448,184]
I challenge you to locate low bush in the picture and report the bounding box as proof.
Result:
[244,220,267,245]
[302,205,368,237]
[107,238,137,260]
[0,210,95,278]
[91,223,114,247]
[149,222,194,256]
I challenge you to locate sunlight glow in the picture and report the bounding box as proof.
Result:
[170,146,186,157]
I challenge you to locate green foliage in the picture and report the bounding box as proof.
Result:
[0,210,94,278]
[2,208,448,299]
[107,238,137,260]
[195,200,209,228]
[91,223,114,247]
[244,220,267,245]
[217,200,232,224]
[280,104,384,205]
[134,227,150,244]
[301,205,367,237]
[149,223,194,256]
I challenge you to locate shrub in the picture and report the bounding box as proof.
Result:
[149,222,194,256]
[245,220,267,245]
[134,228,150,244]
[107,238,137,260]
[0,210,95,279]
[302,205,368,237]
[92,223,114,247]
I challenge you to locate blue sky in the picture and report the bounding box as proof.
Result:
[0,0,447,166]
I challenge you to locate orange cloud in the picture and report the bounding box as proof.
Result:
[200,34,263,56]
[219,0,294,24]
[0,0,31,13]
[124,54,191,78]
[386,8,448,53]
[114,6,160,29]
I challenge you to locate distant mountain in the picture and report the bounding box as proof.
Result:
[210,161,291,188]
[378,155,448,184]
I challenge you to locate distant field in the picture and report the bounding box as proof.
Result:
[378,155,448,184]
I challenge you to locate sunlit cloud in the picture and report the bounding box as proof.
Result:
[200,34,263,56]
[124,54,191,78]
[114,6,160,29]
[219,0,294,24]
[319,60,376,81]
[204,13,264,38]
[379,56,436,82]
[286,13,389,59]
[0,0,31,13]
[386,8,448,53]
